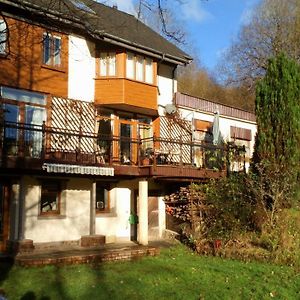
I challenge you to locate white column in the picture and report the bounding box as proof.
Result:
[138,180,148,245]
[11,182,20,240]
[90,181,96,235]
[158,196,166,238]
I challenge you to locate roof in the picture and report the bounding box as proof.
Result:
[2,0,192,65]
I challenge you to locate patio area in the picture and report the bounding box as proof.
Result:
[8,240,177,267]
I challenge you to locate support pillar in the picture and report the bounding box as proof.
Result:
[90,181,96,235]
[11,182,20,240]
[138,180,148,245]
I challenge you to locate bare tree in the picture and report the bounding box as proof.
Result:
[219,0,300,91]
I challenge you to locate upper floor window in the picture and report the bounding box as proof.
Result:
[126,52,153,84]
[43,33,61,67]
[99,52,116,76]
[0,19,7,55]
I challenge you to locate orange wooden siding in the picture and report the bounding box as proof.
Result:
[0,17,68,97]
[95,78,157,111]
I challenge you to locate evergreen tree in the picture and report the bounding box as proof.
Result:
[253,53,300,207]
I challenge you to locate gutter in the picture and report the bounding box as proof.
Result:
[3,0,193,66]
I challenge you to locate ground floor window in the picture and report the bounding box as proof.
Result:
[96,183,110,213]
[40,181,61,215]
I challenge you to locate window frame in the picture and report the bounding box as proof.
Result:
[95,183,110,214]
[99,51,116,77]
[42,32,62,68]
[40,181,61,216]
[126,52,154,84]
[0,18,8,56]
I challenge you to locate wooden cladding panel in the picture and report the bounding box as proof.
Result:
[95,78,157,111]
[0,17,68,97]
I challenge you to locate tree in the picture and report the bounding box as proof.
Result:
[252,53,300,210]
[219,0,300,92]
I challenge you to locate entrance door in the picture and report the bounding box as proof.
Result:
[0,184,9,252]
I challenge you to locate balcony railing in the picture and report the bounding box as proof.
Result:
[0,122,246,172]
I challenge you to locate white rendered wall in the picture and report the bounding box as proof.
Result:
[179,108,257,155]
[157,64,176,108]
[68,35,95,102]
[23,177,90,243]
[95,187,131,243]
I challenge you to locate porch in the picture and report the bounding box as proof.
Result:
[0,121,246,179]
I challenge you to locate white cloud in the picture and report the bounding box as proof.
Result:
[100,0,135,14]
[181,0,213,23]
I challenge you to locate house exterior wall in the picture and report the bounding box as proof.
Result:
[157,64,176,109]
[0,16,68,97]
[22,177,90,243]
[68,35,95,102]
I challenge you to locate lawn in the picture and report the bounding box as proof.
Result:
[1,244,300,300]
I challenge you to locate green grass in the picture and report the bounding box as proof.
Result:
[1,244,300,300]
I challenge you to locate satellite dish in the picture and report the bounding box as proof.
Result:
[165,104,177,115]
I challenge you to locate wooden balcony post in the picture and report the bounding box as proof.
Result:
[41,121,46,160]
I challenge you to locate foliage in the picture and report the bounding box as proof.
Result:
[1,245,300,300]
[219,0,300,91]
[252,53,300,210]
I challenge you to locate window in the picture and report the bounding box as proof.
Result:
[43,33,62,67]
[1,87,47,157]
[96,184,110,213]
[0,19,7,55]
[40,181,61,215]
[99,52,116,76]
[126,52,153,84]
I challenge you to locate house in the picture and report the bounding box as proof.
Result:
[0,0,256,254]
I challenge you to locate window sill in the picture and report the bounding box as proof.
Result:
[38,214,66,219]
[96,211,117,218]
[41,64,66,73]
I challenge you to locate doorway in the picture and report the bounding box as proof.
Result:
[0,183,9,252]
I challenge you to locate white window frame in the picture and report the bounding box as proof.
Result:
[99,52,116,76]
[0,18,8,55]
[43,33,62,67]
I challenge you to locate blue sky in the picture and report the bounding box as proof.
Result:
[102,0,262,72]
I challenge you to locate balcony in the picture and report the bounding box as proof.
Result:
[94,78,158,115]
[0,122,246,180]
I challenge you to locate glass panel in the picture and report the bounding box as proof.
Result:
[0,184,3,241]
[126,52,134,79]
[120,123,131,164]
[54,37,61,66]
[136,55,144,81]
[139,123,153,152]
[4,104,19,155]
[25,106,46,158]
[43,33,51,65]
[0,19,7,54]
[96,185,109,211]
[41,182,60,213]
[108,52,116,76]
[145,58,153,84]
[1,87,46,105]
[97,119,112,163]
[100,52,107,76]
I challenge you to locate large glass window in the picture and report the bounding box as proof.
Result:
[1,87,47,157]
[43,33,62,67]
[99,52,116,76]
[126,52,154,84]
[0,19,7,55]
[40,181,61,215]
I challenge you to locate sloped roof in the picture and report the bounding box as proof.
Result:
[2,0,192,65]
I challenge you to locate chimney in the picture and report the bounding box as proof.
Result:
[112,4,118,9]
